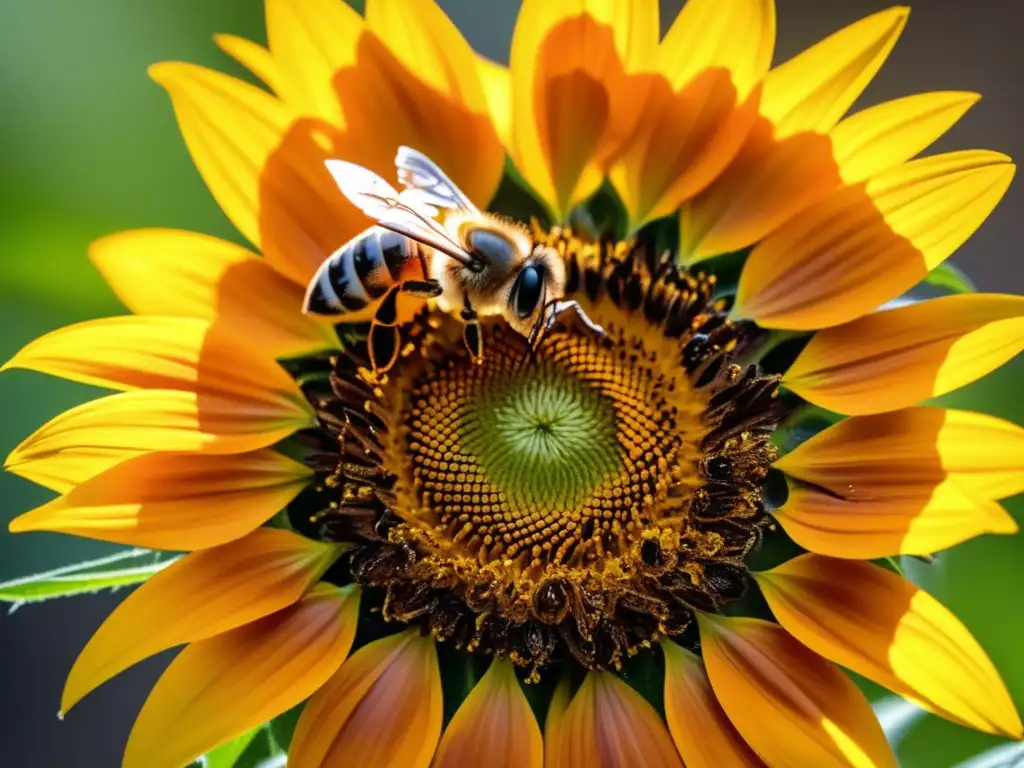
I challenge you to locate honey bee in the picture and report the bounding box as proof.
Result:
[304,147,575,372]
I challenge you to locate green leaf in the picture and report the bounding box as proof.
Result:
[0,548,175,607]
[924,262,976,294]
[202,728,262,768]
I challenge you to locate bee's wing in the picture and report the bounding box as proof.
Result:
[394,146,480,216]
[325,159,475,267]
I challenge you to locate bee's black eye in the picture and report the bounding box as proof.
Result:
[466,229,514,271]
[511,264,545,319]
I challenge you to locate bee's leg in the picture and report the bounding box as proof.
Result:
[461,294,483,363]
[368,285,403,373]
[400,279,443,299]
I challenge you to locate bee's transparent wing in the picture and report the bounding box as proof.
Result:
[325,159,475,266]
[394,146,480,216]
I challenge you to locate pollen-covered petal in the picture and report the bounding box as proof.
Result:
[264,0,362,124]
[831,91,980,184]
[776,407,1024,502]
[760,7,909,137]
[90,230,338,358]
[697,614,898,768]
[509,0,658,219]
[1,316,306,396]
[755,555,1023,738]
[433,658,542,768]
[552,671,683,768]
[62,528,339,713]
[736,151,1015,329]
[783,294,1024,414]
[288,630,442,768]
[610,0,774,228]
[8,449,313,550]
[214,34,281,93]
[122,583,359,768]
[662,641,766,768]
[545,676,572,768]
[477,55,512,149]
[775,485,1016,559]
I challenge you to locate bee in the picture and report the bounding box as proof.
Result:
[303,147,573,372]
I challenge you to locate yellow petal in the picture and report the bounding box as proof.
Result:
[123,583,359,768]
[477,54,512,149]
[662,640,766,768]
[264,0,362,124]
[90,229,339,358]
[775,484,1016,559]
[544,675,572,768]
[509,0,658,219]
[2,316,304,397]
[698,614,898,768]
[761,7,909,137]
[63,527,339,713]
[289,630,442,768]
[433,658,543,768]
[214,34,281,94]
[756,555,1023,738]
[6,446,142,494]
[8,449,313,550]
[783,294,1024,414]
[610,0,774,228]
[776,407,1024,501]
[553,671,683,768]
[736,151,1015,329]
[151,62,360,287]
[831,91,980,184]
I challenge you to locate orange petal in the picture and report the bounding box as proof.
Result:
[761,7,909,137]
[553,671,682,768]
[90,229,338,358]
[775,484,1016,559]
[8,449,312,550]
[214,34,281,94]
[433,658,543,768]
[544,675,572,768]
[264,0,362,124]
[783,294,1024,414]
[831,91,980,185]
[698,614,898,768]
[288,629,442,768]
[2,316,305,397]
[122,583,359,768]
[662,640,766,768]
[477,54,512,149]
[509,0,658,219]
[776,406,1024,501]
[736,151,1015,329]
[62,527,339,712]
[756,555,1023,738]
[610,0,774,229]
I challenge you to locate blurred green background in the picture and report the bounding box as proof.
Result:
[0,0,1021,766]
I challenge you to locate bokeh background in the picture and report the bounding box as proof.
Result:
[0,0,1021,765]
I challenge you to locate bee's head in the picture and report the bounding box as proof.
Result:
[500,245,567,337]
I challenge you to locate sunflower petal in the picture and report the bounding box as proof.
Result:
[509,0,658,219]
[761,7,909,137]
[6,446,143,494]
[553,671,683,768]
[662,640,766,768]
[777,407,1024,501]
[736,151,1014,329]
[783,294,1024,415]
[264,0,362,124]
[122,583,359,768]
[610,0,774,228]
[8,449,312,549]
[288,630,442,768]
[214,34,281,93]
[756,555,1023,738]
[697,614,898,768]
[545,675,572,768]
[775,485,1016,559]
[433,658,543,768]
[62,528,339,713]
[831,91,980,184]
[90,229,338,358]
[2,316,305,398]
[477,55,512,149]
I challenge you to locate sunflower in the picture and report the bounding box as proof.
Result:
[5,0,1024,766]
